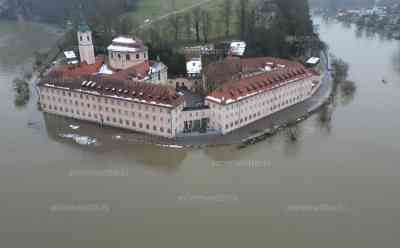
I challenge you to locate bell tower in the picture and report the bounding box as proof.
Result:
[77,22,95,65]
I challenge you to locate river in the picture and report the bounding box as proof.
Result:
[0,17,400,247]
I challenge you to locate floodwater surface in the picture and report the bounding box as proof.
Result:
[0,17,400,247]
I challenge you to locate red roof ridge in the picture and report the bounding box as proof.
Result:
[207,62,314,104]
[39,75,182,107]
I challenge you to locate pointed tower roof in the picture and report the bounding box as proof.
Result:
[77,4,91,33]
[78,21,91,33]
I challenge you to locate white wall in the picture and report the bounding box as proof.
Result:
[108,50,148,70]
[77,31,95,65]
[207,77,316,134]
[39,86,181,138]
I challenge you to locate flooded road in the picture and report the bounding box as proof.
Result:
[0,17,400,247]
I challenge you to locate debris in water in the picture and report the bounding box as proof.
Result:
[69,125,80,130]
[59,134,97,146]
[156,144,184,149]
[27,121,41,130]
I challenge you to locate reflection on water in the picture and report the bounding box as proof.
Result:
[355,25,364,39]
[282,126,303,157]
[317,103,334,134]
[339,80,357,106]
[340,21,351,29]
[42,114,187,171]
[393,46,400,75]
[1,17,400,247]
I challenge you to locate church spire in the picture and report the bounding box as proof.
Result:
[77,9,95,65]
[77,3,90,33]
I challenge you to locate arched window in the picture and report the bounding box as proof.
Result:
[87,35,90,41]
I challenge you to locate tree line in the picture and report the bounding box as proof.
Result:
[142,0,314,59]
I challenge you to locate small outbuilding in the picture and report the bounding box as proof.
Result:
[63,51,78,65]
[186,58,202,78]
[306,57,320,67]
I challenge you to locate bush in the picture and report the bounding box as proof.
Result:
[331,58,349,83]
[340,80,356,96]
[13,78,31,107]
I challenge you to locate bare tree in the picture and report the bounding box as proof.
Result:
[168,13,181,41]
[192,7,202,42]
[246,6,257,43]
[183,12,192,41]
[201,10,212,43]
[221,0,233,37]
[237,0,249,39]
[168,0,177,12]
[148,25,162,47]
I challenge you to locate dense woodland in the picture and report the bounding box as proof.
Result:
[141,0,316,64]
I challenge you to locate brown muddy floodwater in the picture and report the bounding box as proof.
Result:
[0,17,400,247]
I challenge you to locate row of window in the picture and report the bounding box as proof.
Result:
[42,104,172,134]
[42,98,172,124]
[79,35,91,42]
[218,94,307,131]
[214,92,305,121]
[41,91,171,114]
[110,52,146,60]
[209,81,310,111]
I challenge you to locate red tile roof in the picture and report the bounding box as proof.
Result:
[110,61,150,80]
[49,56,153,82]
[48,56,105,78]
[39,75,183,108]
[207,63,316,104]
[203,57,299,85]
[240,57,298,72]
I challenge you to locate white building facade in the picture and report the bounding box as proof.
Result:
[149,61,168,84]
[77,24,95,65]
[205,70,321,135]
[38,81,184,138]
[107,37,149,70]
[38,69,320,138]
